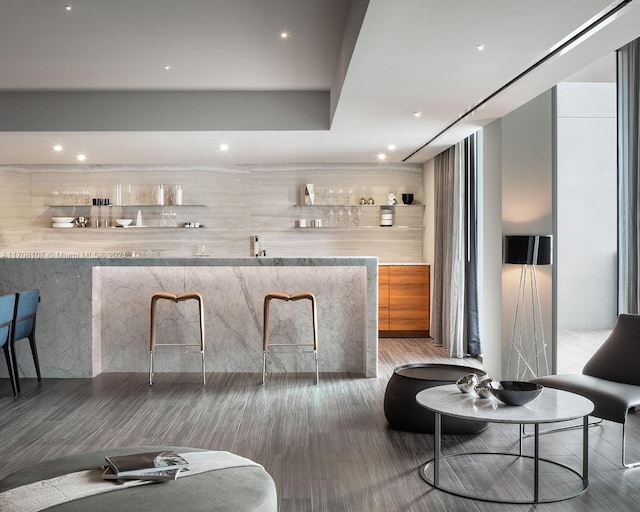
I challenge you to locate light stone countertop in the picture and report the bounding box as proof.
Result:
[416,384,594,424]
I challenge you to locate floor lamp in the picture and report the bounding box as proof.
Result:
[504,235,552,380]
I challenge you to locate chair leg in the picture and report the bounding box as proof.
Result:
[149,351,154,386]
[314,350,319,385]
[522,418,640,469]
[10,342,20,394]
[622,423,640,468]
[3,345,18,397]
[28,333,42,382]
[201,351,206,386]
[311,296,318,385]
[262,351,267,385]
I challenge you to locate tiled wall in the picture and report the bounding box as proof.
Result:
[0,162,426,262]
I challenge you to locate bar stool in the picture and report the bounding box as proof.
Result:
[262,291,318,385]
[149,291,205,386]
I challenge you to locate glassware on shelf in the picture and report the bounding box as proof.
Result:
[50,190,60,206]
[317,187,327,205]
[82,189,91,206]
[328,208,336,227]
[327,187,336,205]
[348,187,355,205]
[126,184,135,206]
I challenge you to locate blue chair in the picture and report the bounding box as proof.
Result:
[0,294,18,397]
[11,289,42,393]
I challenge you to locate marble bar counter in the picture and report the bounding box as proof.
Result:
[0,257,378,380]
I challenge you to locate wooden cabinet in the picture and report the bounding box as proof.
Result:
[379,264,430,336]
[379,265,391,329]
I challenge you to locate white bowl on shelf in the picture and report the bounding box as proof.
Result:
[52,222,74,228]
[116,219,133,227]
[51,216,74,223]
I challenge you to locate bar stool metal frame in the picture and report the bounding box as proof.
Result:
[149,291,205,386]
[262,291,318,385]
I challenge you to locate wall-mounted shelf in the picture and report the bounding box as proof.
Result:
[294,202,424,229]
[294,203,424,208]
[50,226,208,230]
[294,225,422,230]
[47,204,206,208]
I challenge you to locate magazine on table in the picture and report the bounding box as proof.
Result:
[103,450,189,477]
[101,465,183,482]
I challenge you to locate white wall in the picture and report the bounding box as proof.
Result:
[500,90,554,379]
[556,82,617,329]
[479,122,504,379]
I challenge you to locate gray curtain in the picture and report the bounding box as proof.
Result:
[464,134,481,356]
[617,38,640,314]
[432,144,465,357]
[432,136,481,358]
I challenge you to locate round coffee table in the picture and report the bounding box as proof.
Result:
[416,384,594,504]
[384,363,488,434]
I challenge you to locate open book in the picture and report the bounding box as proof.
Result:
[103,451,189,478]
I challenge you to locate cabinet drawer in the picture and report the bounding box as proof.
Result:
[389,266,430,302]
[389,303,429,331]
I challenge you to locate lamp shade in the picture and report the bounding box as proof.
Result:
[504,235,552,265]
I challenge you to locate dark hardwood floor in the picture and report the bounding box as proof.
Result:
[1,337,639,511]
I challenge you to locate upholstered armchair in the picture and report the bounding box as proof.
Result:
[532,314,640,467]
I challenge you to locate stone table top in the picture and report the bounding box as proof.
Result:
[416,384,594,424]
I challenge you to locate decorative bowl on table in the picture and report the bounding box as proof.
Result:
[474,377,494,398]
[489,380,543,406]
[456,373,479,393]
[115,218,133,227]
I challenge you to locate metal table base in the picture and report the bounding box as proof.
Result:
[420,412,590,504]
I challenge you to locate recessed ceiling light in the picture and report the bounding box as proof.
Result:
[413,111,422,118]
[164,65,171,71]
[64,5,72,11]
[219,144,229,151]
[377,153,387,161]
[53,145,63,152]
[279,31,290,40]
[476,44,485,51]
[387,144,396,151]
[76,154,87,162]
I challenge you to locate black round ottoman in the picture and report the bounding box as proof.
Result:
[384,363,489,434]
